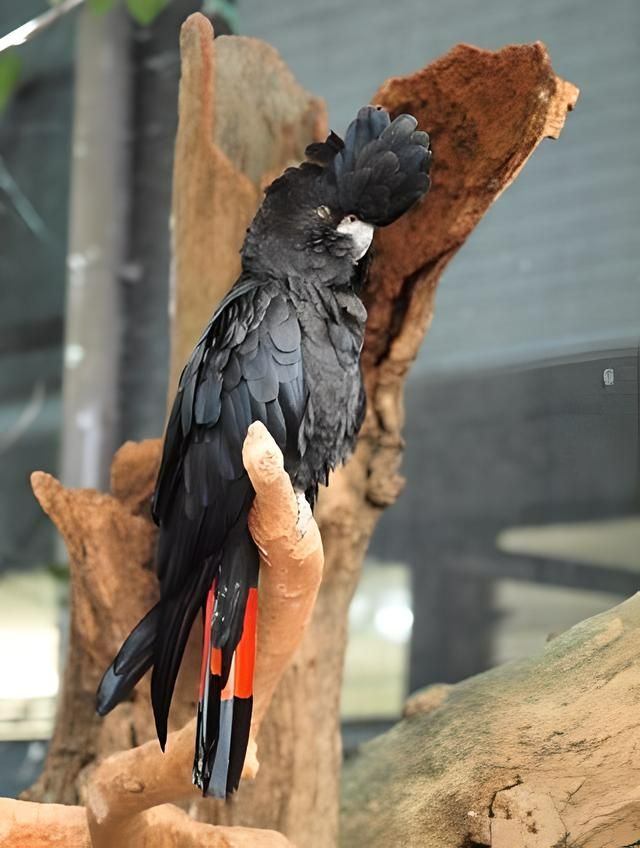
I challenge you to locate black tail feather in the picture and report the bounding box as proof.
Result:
[226,696,253,795]
[96,603,160,716]
[192,529,259,798]
[151,555,218,749]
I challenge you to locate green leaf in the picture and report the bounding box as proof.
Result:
[88,0,118,13]
[201,0,240,32]
[0,51,21,113]
[125,0,169,25]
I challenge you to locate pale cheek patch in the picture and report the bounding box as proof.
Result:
[337,218,375,260]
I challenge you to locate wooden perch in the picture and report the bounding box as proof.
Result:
[0,800,293,848]
[84,423,323,847]
[3,423,320,847]
[341,594,640,848]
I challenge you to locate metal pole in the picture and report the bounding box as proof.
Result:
[61,5,130,490]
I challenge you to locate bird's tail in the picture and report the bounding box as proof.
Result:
[96,603,160,716]
[95,520,258,800]
[193,578,258,798]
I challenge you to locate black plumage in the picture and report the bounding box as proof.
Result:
[96,105,431,798]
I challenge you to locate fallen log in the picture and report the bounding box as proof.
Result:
[341,594,640,848]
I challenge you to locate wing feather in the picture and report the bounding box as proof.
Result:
[149,281,307,744]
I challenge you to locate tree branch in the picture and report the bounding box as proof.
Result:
[0,0,85,55]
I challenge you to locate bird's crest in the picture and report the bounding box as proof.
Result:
[307,105,432,226]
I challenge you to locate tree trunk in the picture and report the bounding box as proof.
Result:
[23,15,578,848]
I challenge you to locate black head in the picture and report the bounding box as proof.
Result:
[241,164,374,279]
[241,105,431,278]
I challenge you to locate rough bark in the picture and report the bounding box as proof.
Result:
[20,14,578,848]
[341,594,640,848]
[22,441,162,805]
[0,799,291,848]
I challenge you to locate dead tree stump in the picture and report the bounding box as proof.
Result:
[18,15,577,848]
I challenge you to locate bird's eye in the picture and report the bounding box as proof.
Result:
[317,205,331,220]
[345,214,357,223]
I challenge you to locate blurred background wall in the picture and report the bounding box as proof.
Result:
[0,0,638,793]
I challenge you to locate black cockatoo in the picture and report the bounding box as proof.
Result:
[96,105,431,798]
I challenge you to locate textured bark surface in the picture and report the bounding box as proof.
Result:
[0,799,90,848]
[0,799,291,848]
[22,442,162,805]
[19,15,578,848]
[82,423,323,848]
[341,594,640,848]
